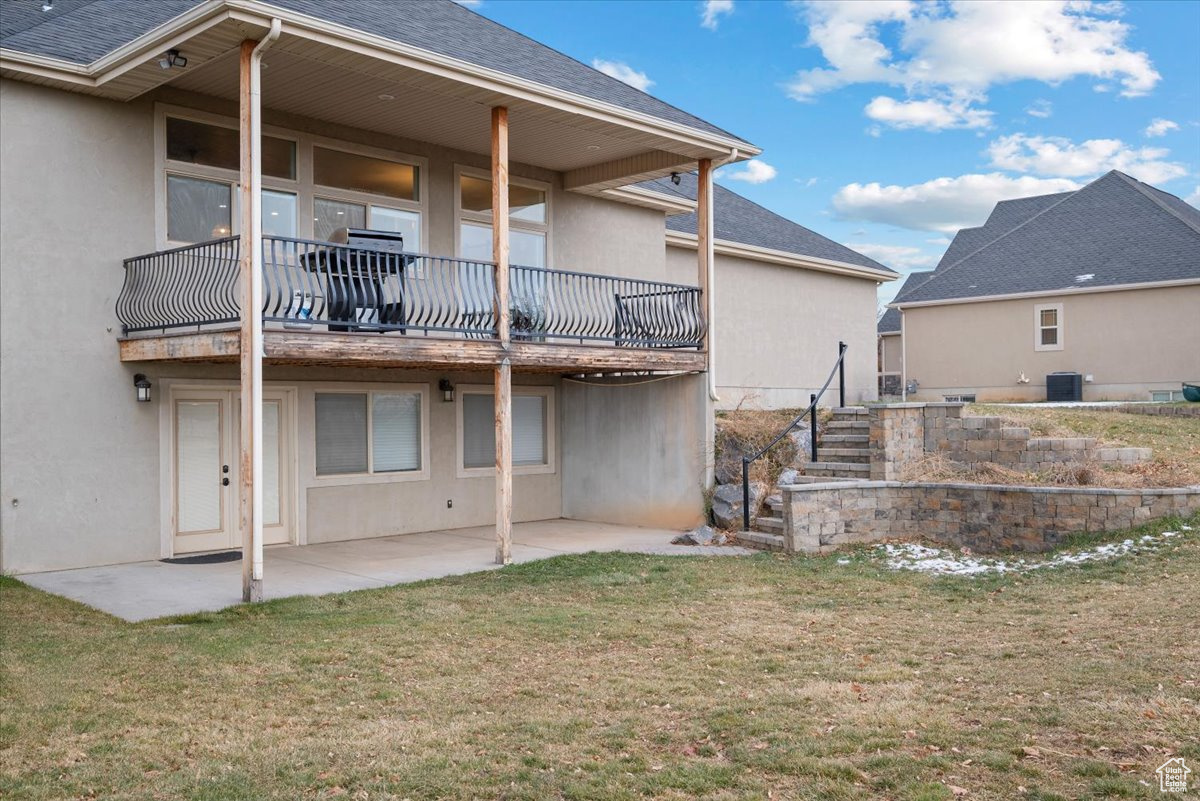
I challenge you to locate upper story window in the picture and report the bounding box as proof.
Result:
[1034,303,1064,352]
[159,109,425,250]
[456,169,549,268]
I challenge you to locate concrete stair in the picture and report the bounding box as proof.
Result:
[745,407,874,546]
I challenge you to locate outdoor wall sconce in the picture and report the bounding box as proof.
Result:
[158,49,188,70]
[670,172,681,186]
[439,379,454,403]
[134,374,152,403]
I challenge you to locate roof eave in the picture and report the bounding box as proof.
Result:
[667,230,899,281]
[891,277,1200,309]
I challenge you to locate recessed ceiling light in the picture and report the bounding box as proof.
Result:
[378,93,395,101]
[586,145,601,150]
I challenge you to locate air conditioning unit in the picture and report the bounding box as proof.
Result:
[1046,372,1082,402]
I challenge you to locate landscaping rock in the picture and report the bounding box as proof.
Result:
[789,425,819,465]
[777,468,802,487]
[672,525,728,546]
[714,430,750,485]
[711,482,766,529]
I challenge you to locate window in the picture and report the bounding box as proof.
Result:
[457,386,554,476]
[159,109,425,249]
[457,170,548,267]
[1034,303,1064,351]
[315,391,423,477]
[164,116,299,244]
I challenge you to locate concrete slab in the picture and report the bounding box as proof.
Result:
[18,520,753,622]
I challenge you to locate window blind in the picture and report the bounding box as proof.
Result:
[462,393,546,469]
[372,393,421,472]
[315,393,368,475]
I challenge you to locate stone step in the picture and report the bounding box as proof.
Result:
[754,515,784,533]
[766,493,783,510]
[737,529,786,551]
[815,448,870,463]
[820,433,869,445]
[831,407,869,420]
[826,420,869,432]
[805,462,871,476]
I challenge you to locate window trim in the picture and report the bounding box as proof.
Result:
[455,383,556,478]
[453,164,551,267]
[313,384,430,484]
[1034,302,1064,352]
[155,104,429,250]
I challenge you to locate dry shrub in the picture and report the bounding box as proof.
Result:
[899,453,1194,489]
[715,405,830,486]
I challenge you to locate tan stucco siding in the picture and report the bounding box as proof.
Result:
[902,285,1200,402]
[0,81,669,573]
[665,246,882,409]
[879,332,902,374]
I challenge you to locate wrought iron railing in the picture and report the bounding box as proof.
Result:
[116,236,706,349]
[740,342,847,531]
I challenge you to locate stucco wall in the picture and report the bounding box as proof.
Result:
[0,81,667,573]
[879,332,902,374]
[666,246,882,409]
[902,285,1200,402]
[560,373,708,529]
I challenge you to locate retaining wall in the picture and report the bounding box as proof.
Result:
[783,481,1200,554]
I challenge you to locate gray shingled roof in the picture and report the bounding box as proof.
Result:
[878,272,930,332]
[0,0,752,146]
[896,171,1200,304]
[639,173,896,276]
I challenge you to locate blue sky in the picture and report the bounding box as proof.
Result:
[464,0,1200,310]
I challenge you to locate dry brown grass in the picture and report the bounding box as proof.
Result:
[3,514,1199,800]
[715,406,832,486]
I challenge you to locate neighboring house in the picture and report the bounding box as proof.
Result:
[876,306,902,397]
[638,173,897,409]
[0,0,884,585]
[888,171,1200,403]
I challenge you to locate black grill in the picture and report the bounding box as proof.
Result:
[1046,372,1082,402]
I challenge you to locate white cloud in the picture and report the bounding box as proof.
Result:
[722,159,778,184]
[451,0,482,6]
[926,236,953,246]
[865,95,993,130]
[795,176,819,187]
[832,172,1082,232]
[591,59,654,92]
[1186,187,1200,208]
[1025,99,1053,118]
[1144,118,1179,137]
[987,133,1187,184]
[787,1,1159,126]
[845,243,938,270]
[701,0,734,30]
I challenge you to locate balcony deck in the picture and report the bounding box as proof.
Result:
[116,236,706,373]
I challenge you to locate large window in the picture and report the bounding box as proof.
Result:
[315,391,423,477]
[457,386,554,476]
[164,116,298,244]
[456,170,548,267]
[1034,303,1064,351]
[160,111,425,249]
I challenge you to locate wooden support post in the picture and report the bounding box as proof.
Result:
[696,157,713,369]
[492,106,512,565]
[238,39,263,603]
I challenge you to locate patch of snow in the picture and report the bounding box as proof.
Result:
[876,529,1189,577]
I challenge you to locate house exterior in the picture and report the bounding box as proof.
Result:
[887,171,1200,403]
[0,0,886,588]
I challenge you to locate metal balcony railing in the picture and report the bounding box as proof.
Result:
[115,235,706,349]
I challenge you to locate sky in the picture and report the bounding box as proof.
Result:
[459,0,1200,312]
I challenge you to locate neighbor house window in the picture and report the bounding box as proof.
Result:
[312,146,422,249]
[164,116,298,244]
[1034,303,1064,351]
[457,386,554,476]
[315,391,423,476]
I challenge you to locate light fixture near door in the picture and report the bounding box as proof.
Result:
[439,378,455,403]
[134,373,152,402]
[158,49,188,70]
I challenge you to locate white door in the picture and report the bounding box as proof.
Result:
[172,388,293,554]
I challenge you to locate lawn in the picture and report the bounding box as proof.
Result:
[3,515,1199,800]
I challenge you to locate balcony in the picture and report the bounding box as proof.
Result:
[116,236,707,373]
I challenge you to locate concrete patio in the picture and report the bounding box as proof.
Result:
[17,520,751,622]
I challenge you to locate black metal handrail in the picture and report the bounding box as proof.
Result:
[510,264,705,348]
[116,236,706,349]
[740,341,847,531]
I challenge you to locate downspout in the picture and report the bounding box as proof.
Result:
[899,307,907,402]
[249,18,280,594]
[705,147,738,402]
